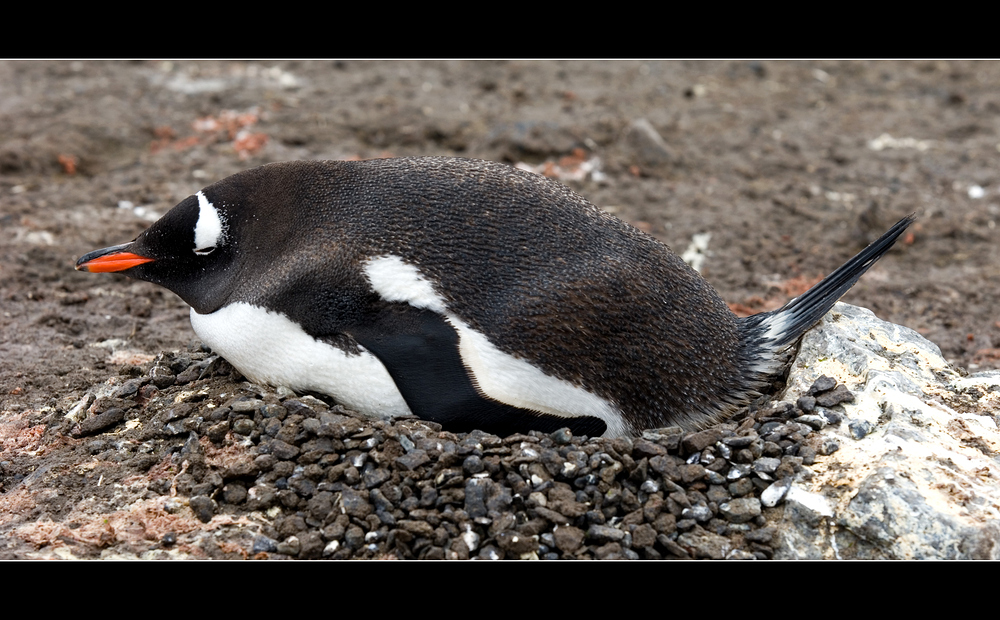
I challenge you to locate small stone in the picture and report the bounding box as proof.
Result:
[113,378,143,399]
[729,477,754,497]
[189,496,216,523]
[477,545,502,560]
[681,503,713,523]
[705,469,727,485]
[849,419,874,439]
[722,435,757,448]
[657,535,689,558]
[716,442,732,459]
[753,457,782,475]
[395,449,430,471]
[340,488,373,519]
[149,366,176,389]
[760,478,792,507]
[223,482,248,504]
[745,526,776,544]
[283,399,316,417]
[774,456,802,480]
[796,396,817,413]
[706,484,731,505]
[344,526,365,550]
[762,441,783,458]
[682,428,723,454]
[398,520,435,538]
[232,418,255,435]
[652,513,677,536]
[587,524,626,544]
[550,428,573,444]
[796,414,827,430]
[818,440,840,455]
[681,463,707,483]
[496,531,538,555]
[815,384,855,407]
[640,479,660,493]
[808,375,837,395]
[298,532,325,559]
[252,535,278,554]
[175,366,201,384]
[270,439,300,460]
[727,463,752,480]
[594,542,626,559]
[231,398,263,412]
[677,528,731,560]
[821,410,843,425]
[206,421,228,443]
[463,455,485,475]
[631,523,657,548]
[276,536,301,556]
[75,407,126,436]
[632,438,667,458]
[245,485,277,510]
[261,404,287,419]
[718,497,761,523]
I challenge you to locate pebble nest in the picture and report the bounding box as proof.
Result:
[52,348,854,560]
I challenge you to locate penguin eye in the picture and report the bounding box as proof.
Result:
[194,246,216,256]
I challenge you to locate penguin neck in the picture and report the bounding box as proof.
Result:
[160,265,239,316]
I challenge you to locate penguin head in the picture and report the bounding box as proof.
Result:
[76,189,241,314]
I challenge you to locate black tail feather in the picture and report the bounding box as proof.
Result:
[761,214,915,349]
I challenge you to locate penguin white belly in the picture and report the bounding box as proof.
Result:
[189,304,412,418]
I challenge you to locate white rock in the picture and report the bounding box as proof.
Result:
[769,303,1000,559]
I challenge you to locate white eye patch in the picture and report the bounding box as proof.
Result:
[193,191,226,255]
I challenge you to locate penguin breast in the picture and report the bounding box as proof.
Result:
[189,303,413,418]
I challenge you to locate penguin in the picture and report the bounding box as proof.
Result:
[76,157,913,438]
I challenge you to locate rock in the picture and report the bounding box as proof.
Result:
[768,303,1000,559]
[761,478,792,507]
[719,497,761,523]
[252,535,278,554]
[808,375,838,395]
[74,407,126,436]
[677,527,732,559]
[587,524,626,544]
[815,385,856,407]
[682,428,723,454]
[189,496,216,523]
[624,118,680,169]
[849,419,874,439]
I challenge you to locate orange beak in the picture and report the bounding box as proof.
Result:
[75,245,155,273]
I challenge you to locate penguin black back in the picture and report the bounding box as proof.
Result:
[76,157,912,437]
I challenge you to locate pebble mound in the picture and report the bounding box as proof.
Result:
[68,351,851,560]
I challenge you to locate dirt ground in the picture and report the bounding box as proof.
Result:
[1,60,998,559]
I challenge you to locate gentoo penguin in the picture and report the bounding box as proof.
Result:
[76,157,912,438]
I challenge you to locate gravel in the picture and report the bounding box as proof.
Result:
[53,350,855,560]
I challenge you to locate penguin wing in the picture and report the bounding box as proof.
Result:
[346,303,607,437]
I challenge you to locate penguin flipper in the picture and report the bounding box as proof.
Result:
[347,304,607,437]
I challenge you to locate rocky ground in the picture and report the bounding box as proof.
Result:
[7,345,853,560]
[1,60,998,559]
